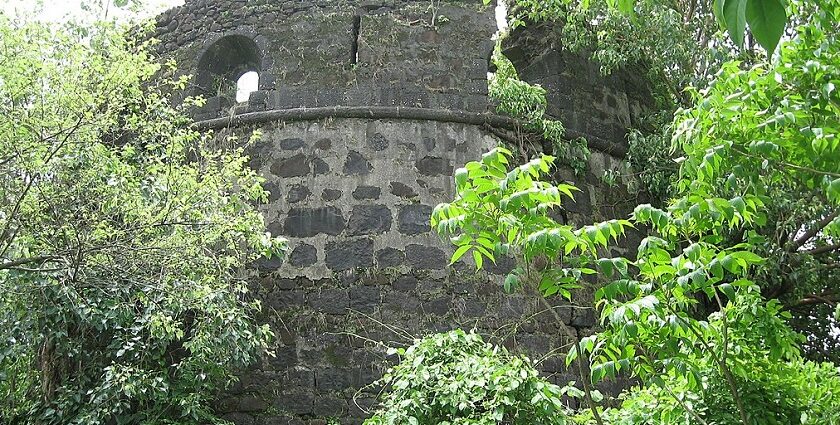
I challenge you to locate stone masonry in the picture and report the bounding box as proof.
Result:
[151,1,649,423]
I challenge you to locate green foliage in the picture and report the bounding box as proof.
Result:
[432,2,840,422]
[364,330,572,425]
[625,112,678,203]
[488,46,591,173]
[489,47,565,145]
[0,15,284,424]
[431,147,631,298]
[672,0,840,361]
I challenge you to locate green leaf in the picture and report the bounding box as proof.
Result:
[450,245,471,264]
[473,250,484,269]
[723,0,748,48]
[745,0,786,53]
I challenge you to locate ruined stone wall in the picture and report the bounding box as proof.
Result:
[151,1,648,424]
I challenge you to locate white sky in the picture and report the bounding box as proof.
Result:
[1,0,183,23]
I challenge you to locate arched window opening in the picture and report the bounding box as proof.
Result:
[195,35,261,103]
[236,71,259,103]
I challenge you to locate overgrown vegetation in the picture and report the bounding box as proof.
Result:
[364,330,574,425]
[368,1,840,424]
[0,13,284,425]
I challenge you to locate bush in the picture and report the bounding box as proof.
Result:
[364,330,572,425]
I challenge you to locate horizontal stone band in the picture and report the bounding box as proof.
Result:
[193,106,628,157]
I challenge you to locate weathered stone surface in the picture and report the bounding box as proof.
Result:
[397,204,433,235]
[390,181,418,198]
[321,189,342,201]
[314,138,332,150]
[352,185,381,200]
[343,151,372,175]
[280,137,305,150]
[347,205,392,235]
[572,307,597,327]
[283,207,345,237]
[312,396,346,417]
[289,244,317,267]
[239,395,268,412]
[222,413,255,425]
[311,158,330,175]
[325,238,374,271]
[423,296,451,316]
[405,244,446,269]
[350,286,381,313]
[266,290,305,310]
[274,391,314,415]
[271,153,310,177]
[286,184,311,203]
[392,275,417,291]
[415,156,451,176]
[367,132,389,151]
[264,181,283,202]
[309,289,349,315]
[375,247,404,268]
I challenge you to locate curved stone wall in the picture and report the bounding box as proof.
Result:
[151,1,647,423]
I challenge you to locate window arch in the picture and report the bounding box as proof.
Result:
[195,34,261,102]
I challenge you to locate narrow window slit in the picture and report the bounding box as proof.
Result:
[350,14,361,65]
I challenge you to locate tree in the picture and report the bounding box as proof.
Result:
[426,0,840,423]
[0,13,284,424]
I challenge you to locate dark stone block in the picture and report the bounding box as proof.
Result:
[314,138,332,150]
[316,368,351,391]
[390,181,418,198]
[405,244,446,269]
[283,207,345,237]
[325,238,374,271]
[422,137,435,151]
[383,291,420,312]
[462,299,486,317]
[286,184,311,203]
[423,296,451,316]
[397,204,433,235]
[274,345,298,369]
[256,255,284,272]
[350,286,380,313]
[222,412,254,425]
[367,132,389,151]
[289,244,317,267]
[572,307,596,327]
[415,156,451,176]
[282,367,314,388]
[309,289,349,315]
[266,290,305,310]
[239,395,268,412]
[264,181,282,202]
[274,391,314,415]
[487,255,516,275]
[347,205,392,235]
[343,150,372,175]
[280,137,305,150]
[322,189,342,201]
[392,275,417,291]
[376,248,404,268]
[311,158,330,175]
[352,185,381,200]
[271,153,310,177]
[312,396,346,417]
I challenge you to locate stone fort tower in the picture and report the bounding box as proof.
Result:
[152,1,650,423]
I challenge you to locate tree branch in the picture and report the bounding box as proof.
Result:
[803,243,840,256]
[0,255,57,270]
[789,210,840,252]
